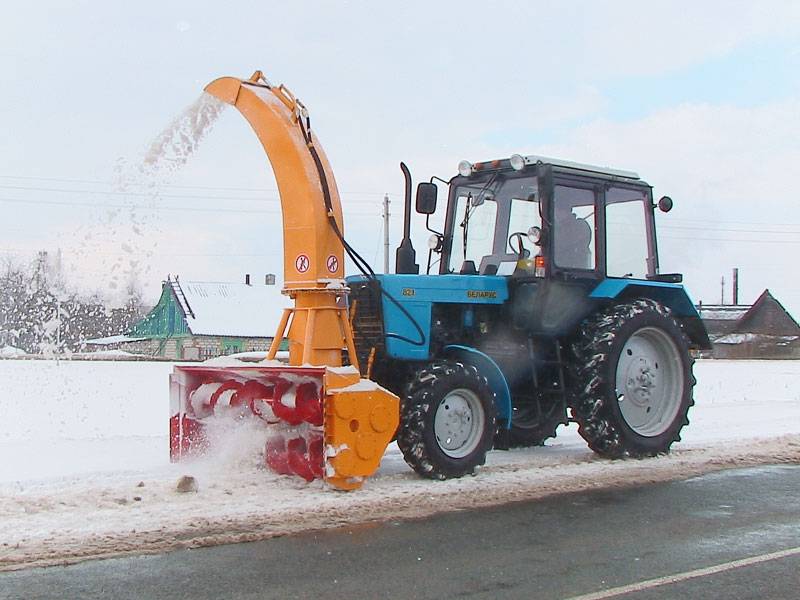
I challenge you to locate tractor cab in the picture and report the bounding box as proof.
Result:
[431,155,666,286]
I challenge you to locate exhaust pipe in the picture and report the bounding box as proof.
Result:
[395,162,419,274]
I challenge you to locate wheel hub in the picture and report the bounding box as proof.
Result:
[624,357,658,406]
[433,389,485,458]
[615,327,684,437]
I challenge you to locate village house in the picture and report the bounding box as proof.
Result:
[697,289,800,359]
[85,275,288,360]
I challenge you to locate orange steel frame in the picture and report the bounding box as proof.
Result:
[205,72,358,370]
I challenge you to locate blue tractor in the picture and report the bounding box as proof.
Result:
[347,155,710,480]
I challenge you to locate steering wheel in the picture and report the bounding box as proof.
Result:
[508,232,530,259]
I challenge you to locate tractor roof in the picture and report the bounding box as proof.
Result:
[462,155,643,182]
[517,155,640,180]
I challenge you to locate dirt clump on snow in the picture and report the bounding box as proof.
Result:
[175,476,198,493]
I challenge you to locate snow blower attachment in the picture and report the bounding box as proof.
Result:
[170,364,397,490]
[169,71,399,491]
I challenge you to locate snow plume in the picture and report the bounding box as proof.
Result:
[69,93,227,305]
[138,93,227,181]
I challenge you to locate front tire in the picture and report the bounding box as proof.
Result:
[397,360,497,480]
[569,299,695,458]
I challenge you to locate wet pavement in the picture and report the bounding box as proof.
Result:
[2,464,798,599]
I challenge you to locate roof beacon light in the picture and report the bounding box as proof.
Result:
[509,154,526,171]
[458,160,473,177]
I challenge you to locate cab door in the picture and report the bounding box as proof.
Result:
[512,172,602,336]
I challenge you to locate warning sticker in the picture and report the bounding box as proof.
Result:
[326,255,339,274]
[295,254,310,273]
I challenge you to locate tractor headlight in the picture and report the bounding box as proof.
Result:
[458,160,473,177]
[510,154,526,171]
[427,233,443,252]
[527,226,542,245]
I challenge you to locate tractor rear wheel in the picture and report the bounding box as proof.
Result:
[509,401,566,447]
[569,299,695,458]
[398,360,497,479]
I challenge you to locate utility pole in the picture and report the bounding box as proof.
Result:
[383,194,390,274]
[733,268,739,305]
[720,275,725,305]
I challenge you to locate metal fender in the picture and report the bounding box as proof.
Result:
[589,279,711,349]
[443,345,512,429]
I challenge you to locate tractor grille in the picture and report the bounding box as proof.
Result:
[349,279,385,370]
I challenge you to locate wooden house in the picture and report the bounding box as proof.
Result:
[697,289,800,359]
[86,276,289,360]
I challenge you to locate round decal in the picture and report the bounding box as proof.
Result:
[326,255,339,274]
[295,254,310,273]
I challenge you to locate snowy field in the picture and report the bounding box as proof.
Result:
[0,359,798,570]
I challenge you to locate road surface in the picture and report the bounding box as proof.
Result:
[2,465,798,599]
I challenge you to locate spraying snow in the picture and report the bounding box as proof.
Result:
[139,93,227,179]
[47,93,228,305]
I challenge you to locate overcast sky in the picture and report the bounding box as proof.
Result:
[2,1,799,316]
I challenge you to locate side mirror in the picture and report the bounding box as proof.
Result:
[416,182,438,214]
[657,196,673,213]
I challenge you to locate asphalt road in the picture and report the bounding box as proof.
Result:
[2,465,799,600]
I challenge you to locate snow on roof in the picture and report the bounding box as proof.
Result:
[178,281,290,338]
[714,332,799,345]
[696,305,750,321]
[84,335,148,345]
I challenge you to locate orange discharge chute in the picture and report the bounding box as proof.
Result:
[169,72,399,491]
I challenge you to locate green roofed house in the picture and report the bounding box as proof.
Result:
[86,275,289,360]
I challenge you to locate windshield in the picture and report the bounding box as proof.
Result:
[447,174,539,273]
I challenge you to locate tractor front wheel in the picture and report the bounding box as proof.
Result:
[398,360,497,479]
[569,299,695,458]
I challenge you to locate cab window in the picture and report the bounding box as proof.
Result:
[552,185,596,270]
[450,193,498,271]
[605,187,649,278]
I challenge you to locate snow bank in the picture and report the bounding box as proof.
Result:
[0,359,798,570]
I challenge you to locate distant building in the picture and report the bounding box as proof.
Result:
[85,276,288,360]
[697,289,800,359]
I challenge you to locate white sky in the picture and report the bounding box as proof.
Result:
[1,1,799,317]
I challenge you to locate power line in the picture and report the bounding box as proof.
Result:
[0,196,382,216]
[662,216,800,228]
[660,224,800,235]
[659,235,800,244]
[0,173,402,197]
[0,183,382,204]
[0,247,281,258]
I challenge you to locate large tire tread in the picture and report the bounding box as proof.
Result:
[397,360,496,480]
[569,298,695,458]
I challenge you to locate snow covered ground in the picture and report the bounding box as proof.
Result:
[0,359,798,570]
